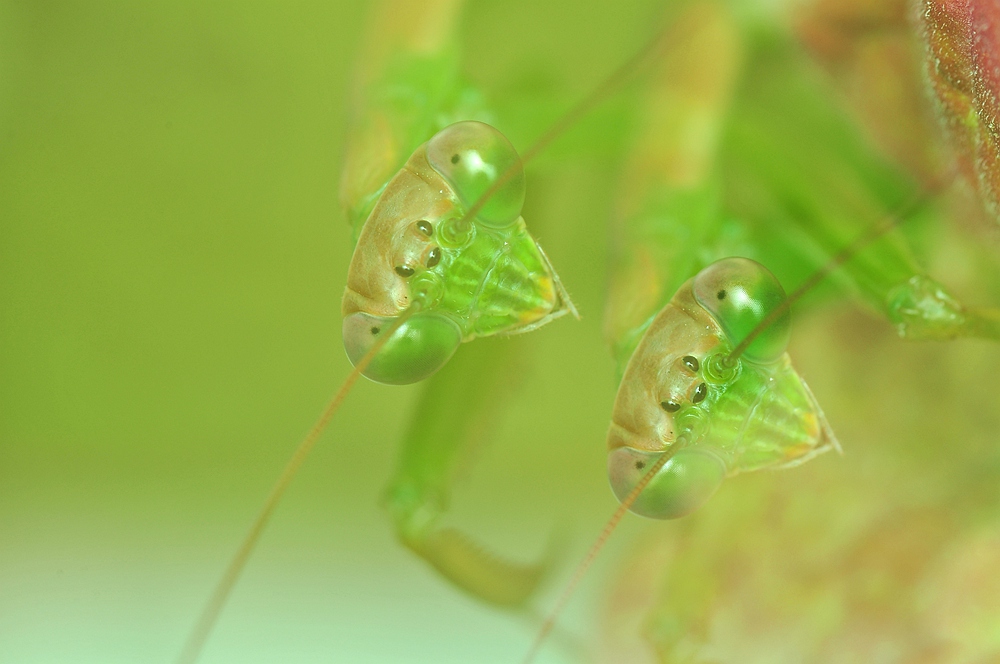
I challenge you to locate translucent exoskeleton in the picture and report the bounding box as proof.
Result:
[607,258,837,520]
[342,119,575,385]
[175,1,585,660]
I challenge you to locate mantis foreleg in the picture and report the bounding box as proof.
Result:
[383,337,554,607]
[723,34,1000,342]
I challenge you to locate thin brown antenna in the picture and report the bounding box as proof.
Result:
[522,440,684,664]
[726,193,931,364]
[456,23,672,229]
[176,305,419,664]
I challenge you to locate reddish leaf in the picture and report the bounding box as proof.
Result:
[920,0,1000,222]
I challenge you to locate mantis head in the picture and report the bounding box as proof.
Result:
[607,258,792,519]
[342,121,546,385]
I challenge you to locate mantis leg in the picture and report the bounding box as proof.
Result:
[341,0,482,237]
[345,2,548,603]
[382,337,554,607]
[722,32,1000,342]
[605,0,746,371]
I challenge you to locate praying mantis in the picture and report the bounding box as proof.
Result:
[541,1,1000,661]
[517,1,1000,658]
[173,0,1000,662]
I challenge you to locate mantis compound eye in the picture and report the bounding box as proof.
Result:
[426,121,525,228]
[607,447,726,520]
[342,312,462,385]
[693,257,790,364]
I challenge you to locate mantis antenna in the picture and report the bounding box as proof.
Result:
[452,19,670,232]
[522,192,934,664]
[175,20,675,664]
[724,194,931,365]
[521,436,686,664]
[176,303,419,664]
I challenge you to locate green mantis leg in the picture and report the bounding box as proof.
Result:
[341,0,484,237]
[382,337,554,607]
[618,313,1000,661]
[721,29,1000,342]
[343,0,573,608]
[596,4,1000,658]
[605,0,746,371]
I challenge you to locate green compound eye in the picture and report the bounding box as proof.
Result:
[693,257,790,364]
[607,447,726,520]
[426,121,525,228]
[342,311,462,385]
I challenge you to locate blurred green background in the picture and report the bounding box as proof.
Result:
[4,2,1000,663]
[0,2,660,662]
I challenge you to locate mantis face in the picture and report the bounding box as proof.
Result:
[342,121,574,385]
[607,258,836,519]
